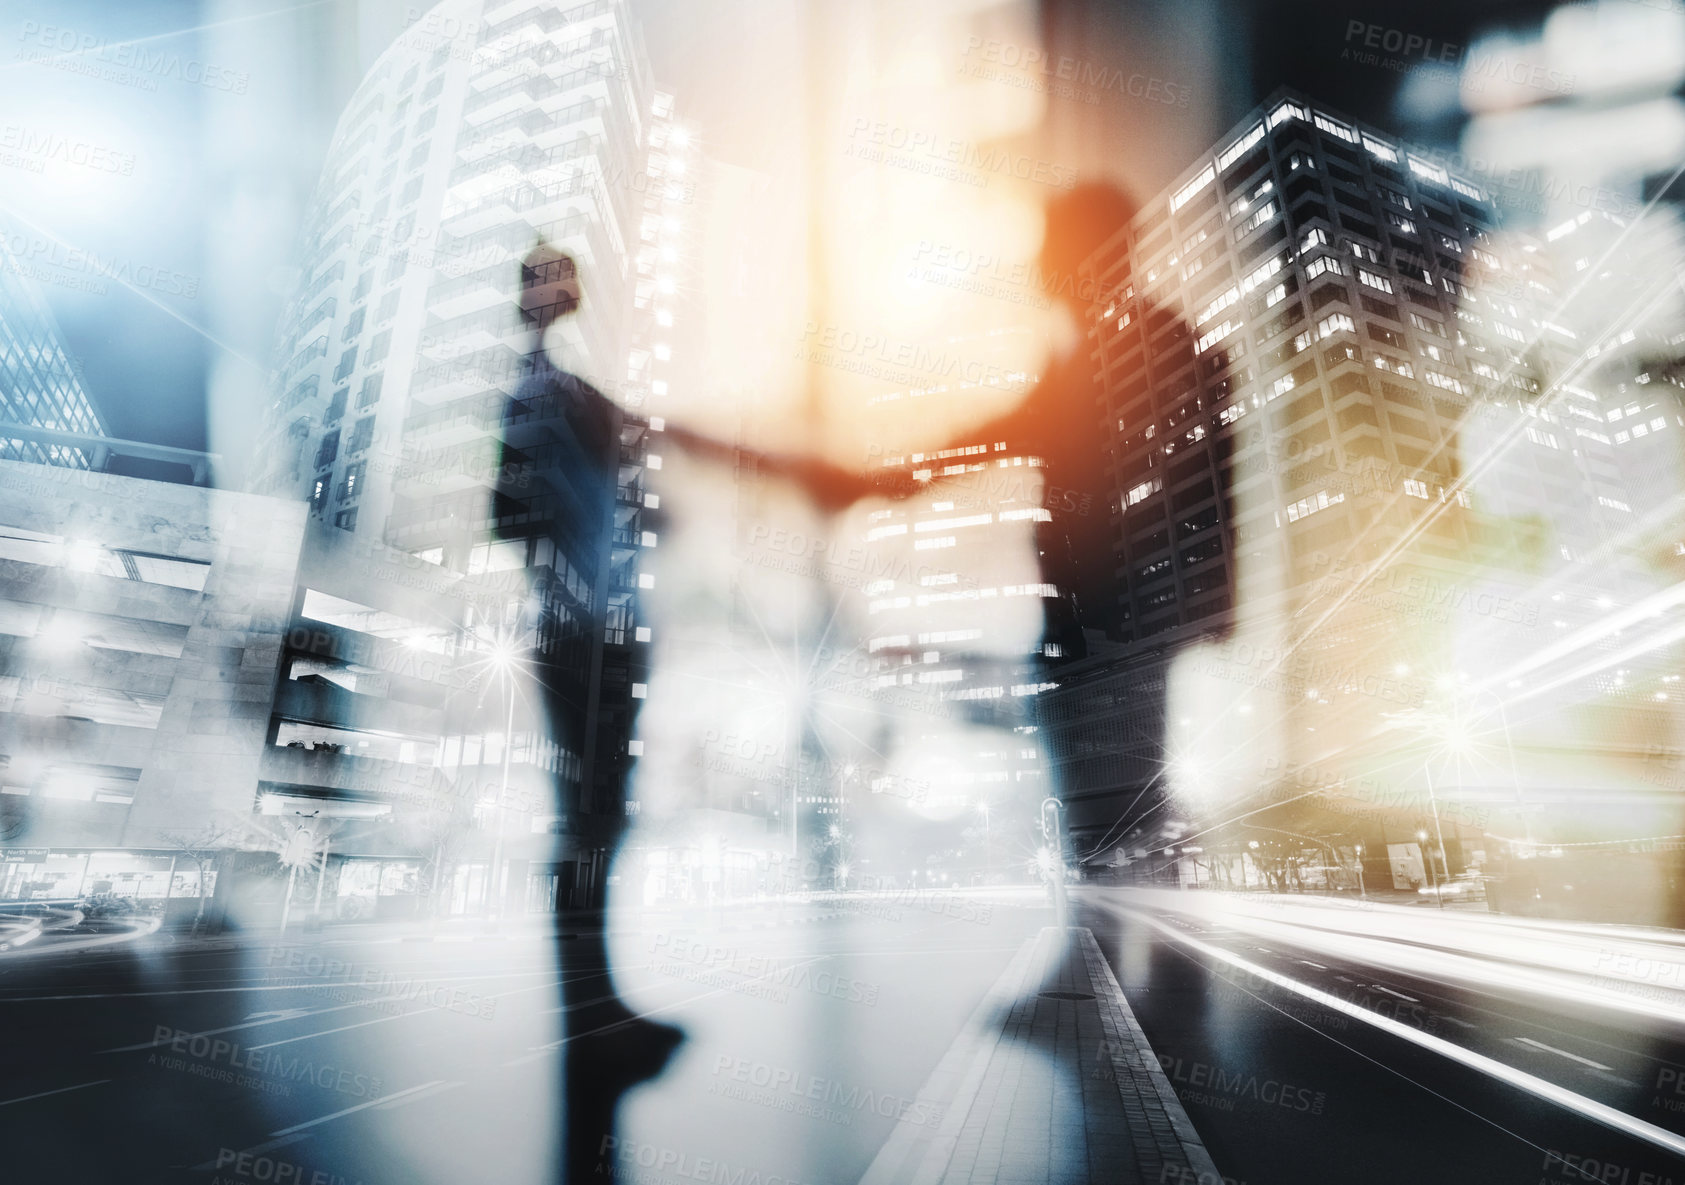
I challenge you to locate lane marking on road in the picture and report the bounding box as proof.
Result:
[0,1078,109,1107]
[191,1133,312,1168]
[11,966,560,1005]
[1434,1015,1477,1030]
[101,968,603,1054]
[101,996,390,1052]
[268,1080,446,1136]
[1100,899,1685,1161]
[1371,985,1420,1003]
[502,955,839,1067]
[375,1080,463,1110]
[247,977,565,1051]
[1298,960,1328,970]
[1511,1037,1615,1072]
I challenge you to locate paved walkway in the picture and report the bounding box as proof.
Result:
[861,927,1223,1185]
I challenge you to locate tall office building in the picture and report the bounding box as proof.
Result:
[1044,89,1670,874]
[0,232,106,467]
[853,333,1063,871]
[0,460,306,913]
[244,0,687,915]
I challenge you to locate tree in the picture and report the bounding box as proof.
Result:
[159,817,249,930]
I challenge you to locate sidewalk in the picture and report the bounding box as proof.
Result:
[861,926,1222,1185]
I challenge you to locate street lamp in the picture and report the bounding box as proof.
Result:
[1422,754,1450,911]
[1354,843,1367,900]
[485,642,519,922]
[1416,826,1444,908]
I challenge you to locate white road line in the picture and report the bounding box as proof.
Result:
[375,1080,462,1109]
[268,1081,445,1136]
[1100,899,1685,1161]
[102,997,388,1053]
[248,977,564,1050]
[1371,984,1419,1003]
[1434,1015,1478,1030]
[1512,1037,1615,1072]
[7,967,559,1004]
[192,1133,312,1168]
[1298,960,1328,970]
[0,1078,109,1107]
[503,955,839,1067]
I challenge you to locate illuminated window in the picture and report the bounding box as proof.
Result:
[1317,312,1355,339]
[1357,268,1392,294]
[1267,100,1309,129]
[1217,124,1265,170]
[1313,113,1358,143]
[1169,164,1217,213]
[1305,256,1345,281]
[1361,134,1398,162]
[1236,202,1277,236]
[1285,489,1345,522]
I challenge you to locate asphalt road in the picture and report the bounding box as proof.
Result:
[0,893,1048,1185]
[9,888,1685,1185]
[1078,886,1685,1185]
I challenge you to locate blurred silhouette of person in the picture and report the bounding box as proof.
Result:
[508,241,919,1183]
[508,184,1151,1179]
[933,181,1138,660]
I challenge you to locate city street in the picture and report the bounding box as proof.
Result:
[0,892,1052,1185]
[1079,888,1685,1184]
[6,889,1685,1183]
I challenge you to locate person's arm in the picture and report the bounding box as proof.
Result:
[665,424,915,512]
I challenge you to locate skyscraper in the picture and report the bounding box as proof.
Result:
[244,0,687,916]
[1045,89,1669,879]
[0,229,105,467]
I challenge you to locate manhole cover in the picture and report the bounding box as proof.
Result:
[1039,990,1095,1001]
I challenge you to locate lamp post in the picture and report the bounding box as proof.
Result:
[1422,747,1451,908]
[1417,824,1444,909]
[486,646,517,922]
[1354,843,1367,900]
